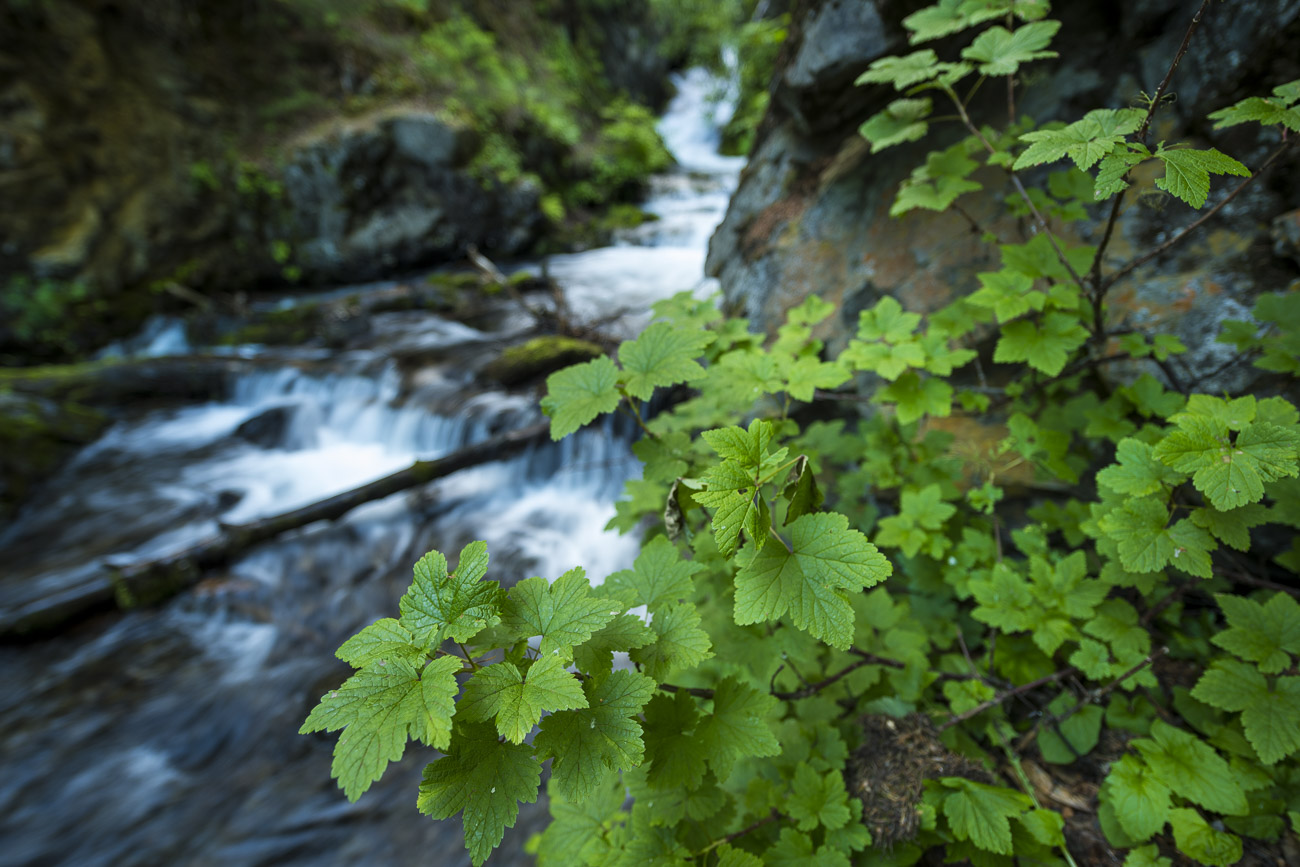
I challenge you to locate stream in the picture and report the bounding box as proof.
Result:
[0,69,743,867]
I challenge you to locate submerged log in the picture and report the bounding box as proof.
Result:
[0,421,551,638]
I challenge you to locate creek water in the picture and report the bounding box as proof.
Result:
[0,69,743,867]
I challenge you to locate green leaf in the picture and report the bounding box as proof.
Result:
[642,690,710,789]
[629,602,714,679]
[1192,659,1300,764]
[766,828,851,867]
[1190,504,1268,551]
[855,49,946,89]
[335,618,427,668]
[502,567,617,655]
[695,677,781,780]
[1168,808,1243,867]
[701,419,774,469]
[903,0,1024,44]
[1133,720,1247,815]
[1070,639,1114,680]
[1154,146,1251,209]
[857,295,921,343]
[1098,497,1171,573]
[417,722,543,867]
[1124,844,1172,867]
[399,542,501,648]
[715,844,764,867]
[1103,754,1171,841]
[859,98,932,153]
[960,20,1060,76]
[534,670,656,801]
[782,456,824,524]
[618,322,713,401]
[788,762,853,831]
[994,313,1089,376]
[695,422,780,557]
[605,535,703,611]
[1014,109,1144,171]
[572,612,656,675]
[1155,418,1299,510]
[876,370,953,423]
[734,512,891,649]
[1097,438,1184,497]
[967,270,1036,323]
[541,355,621,439]
[890,142,983,217]
[938,777,1033,855]
[1039,693,1104,764]
[301,655,462,801]
[781,355,850,401]
[1208,79,1300,132]
[1209,592,1300,673]
[534,772,625,865]
[458,654,588,743]
[1094,146,1149,199]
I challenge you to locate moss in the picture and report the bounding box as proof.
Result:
[481,336,604,386]
[217,304,324,346]
[0,390,109,519]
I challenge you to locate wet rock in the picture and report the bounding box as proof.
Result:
[233,406,296,449]
[275,109,545,285]
[1274,209,1300,266]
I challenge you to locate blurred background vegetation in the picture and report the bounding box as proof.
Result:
[0,0,786,363]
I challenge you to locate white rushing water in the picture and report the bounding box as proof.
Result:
[0,67,743,867]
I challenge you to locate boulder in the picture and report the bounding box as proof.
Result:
[275,109,545,284]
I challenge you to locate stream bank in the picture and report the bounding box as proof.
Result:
[0,67,742,867]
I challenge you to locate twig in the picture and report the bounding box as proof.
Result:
[1099,139,1296,293]
[947,88,1087,291]
[1220,569,1300,598]
[690,810,781,860]
[773,657,875,700]
[1141,580,1194,626]
[1086,0,1212,292]
[1015,647,1169,752]
[938,666,1078,731]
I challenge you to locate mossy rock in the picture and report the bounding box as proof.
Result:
[0,390,109,520]
[481,336,604,387]
[217,303,327,347]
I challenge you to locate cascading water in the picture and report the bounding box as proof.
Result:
[0,68,742,867]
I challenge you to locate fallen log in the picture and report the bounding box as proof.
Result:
[0,421,551,638]
[0,354,281,406]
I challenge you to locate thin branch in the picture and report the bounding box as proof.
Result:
[1099,139,1296,293]
[1086,0,1213,291]
[773,657,875,700]
[1015,647,1169,752]
[946,87,1087,291]
[938,666,1078,731]
[1220,569,1300,598]
[690,810,781,860]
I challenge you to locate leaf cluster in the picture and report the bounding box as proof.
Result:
[303,2,1300,865]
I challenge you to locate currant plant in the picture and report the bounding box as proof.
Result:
[302,2,1300,864]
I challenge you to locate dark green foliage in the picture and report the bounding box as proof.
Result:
[303,3,1300,865]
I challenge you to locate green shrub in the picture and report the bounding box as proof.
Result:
[302,2,1300,865]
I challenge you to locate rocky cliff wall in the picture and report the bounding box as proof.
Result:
[707,0,1300,392]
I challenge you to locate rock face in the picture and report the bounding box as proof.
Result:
[276,110,542,283]
[708,0,1300,390]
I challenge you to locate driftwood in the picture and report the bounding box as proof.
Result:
[0,421,551,638]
